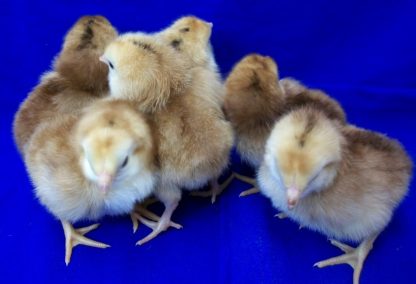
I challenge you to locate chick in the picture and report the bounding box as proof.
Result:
[13,15,117,154]
[257,107,412,284]
[101,33,233,244]
[157,16,216,69]
[224,54,346,196]
[157,16,233,201]
[24,99,155,265]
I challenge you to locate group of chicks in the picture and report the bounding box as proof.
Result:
[13,15,412,284]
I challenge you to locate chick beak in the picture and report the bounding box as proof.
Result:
[98,173,113,194]
[99,55,106,63]
[287,186,300,210]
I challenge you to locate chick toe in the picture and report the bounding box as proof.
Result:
[135,202,182,245]
[191,174,234,203]
[233,172,260,197]
[61,221,110,265]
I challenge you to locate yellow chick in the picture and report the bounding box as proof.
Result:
[258,107,412,284]
[224,54,346,196]
[157,16,233,201]
[13,15,117,154]
[24,99,155,265]
[101,33,233,244]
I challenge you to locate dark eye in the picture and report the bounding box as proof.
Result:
[108,61,114,69]
[121,156,128,168]
[171,39,182,48]
[180,27,190,32]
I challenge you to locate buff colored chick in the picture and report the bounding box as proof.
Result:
[258,107,412,284]
[24,99,155,265]
[13,15,117,154]
[157,16,233,201]
[224,54,346,196]
[101,33,233,244]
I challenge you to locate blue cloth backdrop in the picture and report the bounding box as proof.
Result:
[1,1,415,283]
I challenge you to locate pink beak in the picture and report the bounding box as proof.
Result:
[98,173,113,194]
[287,186,300,210]
[99,55,106,63]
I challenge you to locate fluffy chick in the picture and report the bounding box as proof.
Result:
[157,15,233,200]
[13,15,117,154]
[224,54,346,196]
[101,33,233,244]
[258,107,412,284]
[25,99,155,265]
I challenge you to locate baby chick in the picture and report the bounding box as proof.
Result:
[13,15,117,154]
[24,99,155,265]
[157,16,233,201]
[257,107,412,284]
[224,54,346,196]
[101,33,233,244]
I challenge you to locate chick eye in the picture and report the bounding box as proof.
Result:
[180,27,190,32]
[108,61,114,69]
[121,156,129,168]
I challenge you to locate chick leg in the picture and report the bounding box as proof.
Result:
[314,234,378,284]
[130,198,158,233]
[131,206,182,232]
[190,174,234,203]
[61,220,110,265]
[136,200,181,245]
[234,172,260,197]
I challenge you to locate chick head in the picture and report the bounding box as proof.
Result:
[265,108,343,209]
[224,54,280,120]
[100,33,190,112]
[161,16,213,66]
[54,15,118,93]
[76,99,153,194]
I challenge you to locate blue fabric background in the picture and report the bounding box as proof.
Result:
[1,1,415,283]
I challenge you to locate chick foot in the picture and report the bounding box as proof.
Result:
[314,235,378,284]
[190,174,234,203]
[135,202,182,245]
[131,206,182,232]
[130,198,159,233]
[61,220,110,265]
[233,172,260,197]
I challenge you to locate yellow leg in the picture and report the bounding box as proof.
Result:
[61,220,110,265]
[190,174,234,203]
[130,198,182,235]
[314,234,379,284]
[136,200,182,245]
[233,172,260,197]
